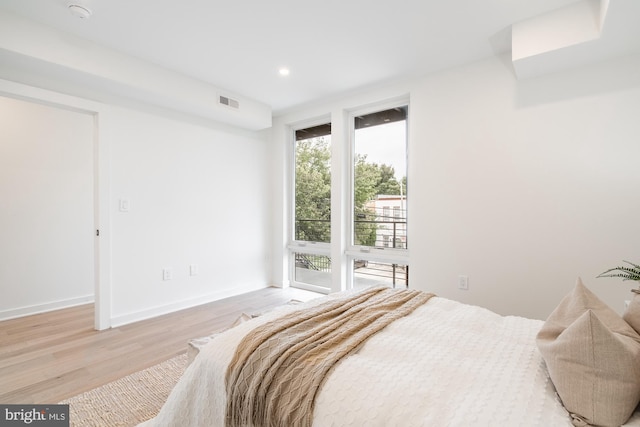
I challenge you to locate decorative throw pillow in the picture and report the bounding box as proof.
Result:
[623,292,640,335]
[536,278,640,427]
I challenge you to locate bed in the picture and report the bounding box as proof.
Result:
[141,283,640,427]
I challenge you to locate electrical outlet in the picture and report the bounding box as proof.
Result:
[162,268,172,281]
[458,275,469,290]
[119,198,130,212]
[189,264,198,276]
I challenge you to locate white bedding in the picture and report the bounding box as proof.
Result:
[142,292,640,426]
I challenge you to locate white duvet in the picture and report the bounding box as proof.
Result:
[142,293,640,427]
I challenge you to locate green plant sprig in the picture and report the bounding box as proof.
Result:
[597,260,640,281]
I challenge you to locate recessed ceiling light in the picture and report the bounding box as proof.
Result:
[279,68,290,77]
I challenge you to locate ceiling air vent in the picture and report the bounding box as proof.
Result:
[219,95,240,109]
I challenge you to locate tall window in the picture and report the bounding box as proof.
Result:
[351,105,408,288]
[353,106,407,249]
[292,122,332,291]
[295,123,331,243]
[287,102,409,293]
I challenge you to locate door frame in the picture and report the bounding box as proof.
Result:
[0,79,111,330]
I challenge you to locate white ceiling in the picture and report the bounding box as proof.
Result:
[0,0,638,116]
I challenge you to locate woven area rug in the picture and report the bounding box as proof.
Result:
[59,353,188,427]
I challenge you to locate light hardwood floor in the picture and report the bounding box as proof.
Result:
[0,286,322,404]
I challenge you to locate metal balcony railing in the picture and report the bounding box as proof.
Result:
[354,261,408,289]
[295,218,407,248]
[294,216,408,287]
[295,253,331,271]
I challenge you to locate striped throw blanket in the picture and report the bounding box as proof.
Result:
[225,286,435,427]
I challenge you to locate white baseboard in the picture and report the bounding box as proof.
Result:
[110,284,270,328]
[0,295,94,322]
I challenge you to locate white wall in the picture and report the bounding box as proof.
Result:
[410,52,640,319]
[104,106,272,326]
[0,96,94,319]
[272,52,640,320]
[0,80,272,327]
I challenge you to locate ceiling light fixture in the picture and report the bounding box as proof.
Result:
[68,3,92,19]
[278,68,290,77]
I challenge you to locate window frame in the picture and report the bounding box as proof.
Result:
[287,117,333,293]
[285,98,410,293]
[345,99,410,287]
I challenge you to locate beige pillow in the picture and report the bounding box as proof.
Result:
[623,292,640,334]
[536,278,640,427]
